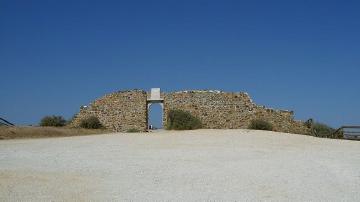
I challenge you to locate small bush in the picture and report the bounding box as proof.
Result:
[127,128,140,133]
[311,122,340,138]
[80,116,102,129]
[249,119,273,131]
[40,115,66,127]
[166,109,202,130]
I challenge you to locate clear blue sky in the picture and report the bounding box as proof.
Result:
[1,0,359,128]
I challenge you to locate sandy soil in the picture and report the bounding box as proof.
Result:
[0,129,359,201]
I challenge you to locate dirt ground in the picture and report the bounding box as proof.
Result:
[0,126,109,140]
[0,129,359,201]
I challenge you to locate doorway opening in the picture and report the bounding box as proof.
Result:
[148,103,163,130]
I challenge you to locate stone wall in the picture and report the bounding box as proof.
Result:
[163,90,256,129]
[71,89,309,134]
[71,90,147,132]
[254,106,309,134]
[164,90,309,134]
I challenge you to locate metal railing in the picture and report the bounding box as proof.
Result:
[334,126,360,140]
[0,117,15,126]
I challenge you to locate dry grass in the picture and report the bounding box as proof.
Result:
[0,126,111,140]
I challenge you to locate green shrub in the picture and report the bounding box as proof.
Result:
[166,109,202,130]
[127,128,140,133]
[311,122,341,138]
[40,115,66,127]
[249,119,273,131]
[80,116,102,129]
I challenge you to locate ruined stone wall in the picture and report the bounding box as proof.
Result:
[254,106,309,134]
[71,89,309,134]
[163,91,256,129]
[71,90,147,132]
[164,90,309,134]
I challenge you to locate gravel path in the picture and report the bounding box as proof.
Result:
[1,129,359,201]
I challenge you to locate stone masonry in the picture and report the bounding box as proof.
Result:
[71,89,309,134]
[71,90,147,132]
[164,90,309,134]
